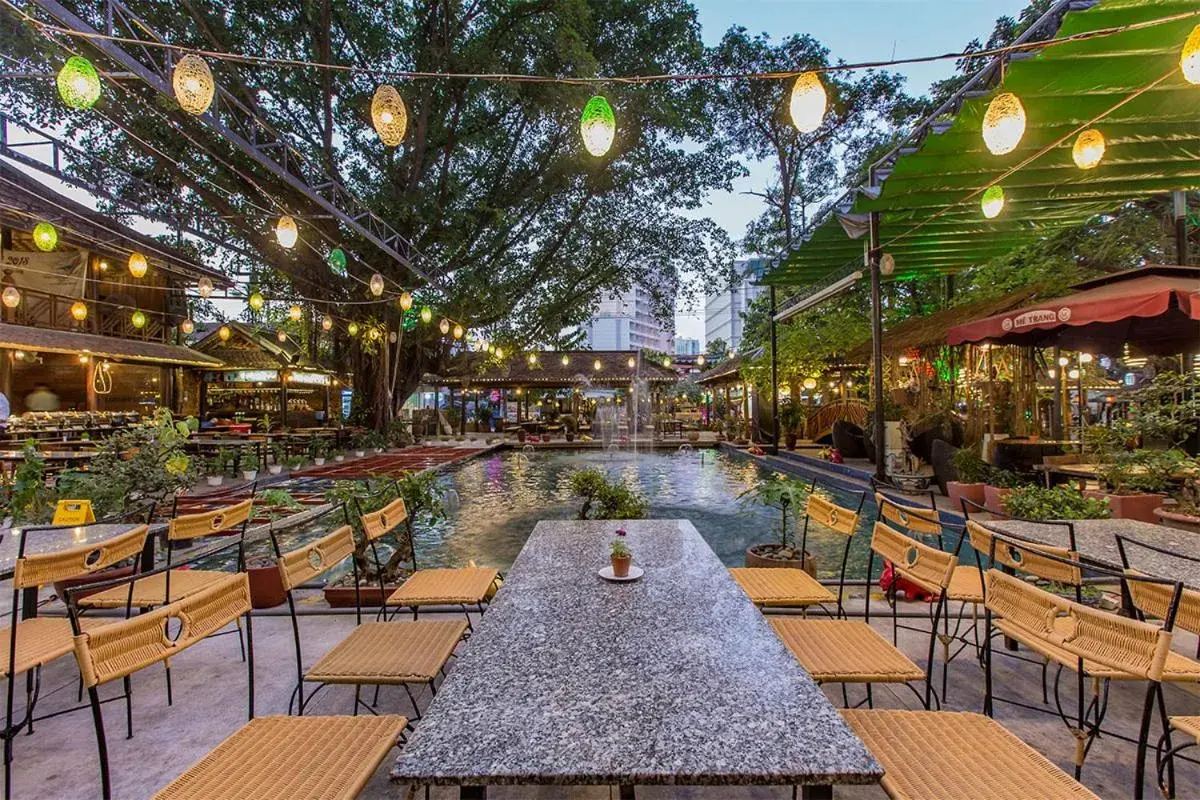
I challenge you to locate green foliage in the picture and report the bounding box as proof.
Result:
[5,442,53,524]
[738,474,811,548]
[1098,448,1191,496]
[951,446,988,484]
[1003,486,1111,521]
[778,399,807,435]
[241,452,260,473]
[610,537,632,559]
[569,468,647,521]
[985,468,1034,489]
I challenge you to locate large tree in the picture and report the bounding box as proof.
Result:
[2,0,737,427]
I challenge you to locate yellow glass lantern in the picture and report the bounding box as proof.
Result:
[561,354,570,366]
[371,84,408,147]
[420,306,432,324]
[981,185,1005,219]
[33,222,58,252]
[347,321,360,337]
[70,301,88,321]
[440,318,451,335]
[197,277,214,298]
[627,357,635,368]
[218,324,232,341]
[3,287,21,309]
[593,359,602,371]
[248,292,265,312]
[1182,25,1200,84]
[453,324,464,340]
[982,92,1026,155]
[277,330,288,343]
[322,315,333,331]
[788,72,827,134]
[173,54,215,115]
[369,273,385,297]
[369,327,381,341]
[130,310,147,329]
[128,252,148,278]
[288,304,303,322]
[1072,129,1105,170]
[527,352,538,365]
[495,347,504,359]
[179,318,195,335]
[276,215,298,249]
[803,378,817,390]
[399,291,413,311]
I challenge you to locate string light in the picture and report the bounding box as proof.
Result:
[440,318,451,335]
[327,247,347,273]
[173,54,215,115]
[593,359,602,371]
[248,291,265,311]
[197,277,214,298]
[70,300,88,321]
[128,252,148,278]
[288,304,303,322]
[1079,352,1094,364]
[982,92,1026,155]
[369,273,384,297]
[347,321,360,336]
[420,306,432,324]
[276,215,298,248]
[322,315,333,331]
[130,310,147,329]
[32,222,57,252]
[788,72,827,133]
[453,324,464,339]
[580,95,615,157]
[2,287,20,308]
[371,84,408,146]
[1183,25,1200,84]
[218,324,231,341]
[56,56,101,110]
[981,185,1005,219]
[179,319,195,335]
[803,378,817,390]
[399,292,413,311]
[1072,129,1105,169]
[561,354,570,366]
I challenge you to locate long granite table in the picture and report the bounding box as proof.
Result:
[985,518,1198,588]
[391,519,882,799]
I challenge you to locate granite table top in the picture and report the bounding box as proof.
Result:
[986,518,1198,588]
[391,519,882,789]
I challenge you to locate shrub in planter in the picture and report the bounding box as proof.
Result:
[737,474,816,573]
[983,468,1031,515]
[947,446,988,511]
[1089,449,1183,523]
[1003,486,1111,521]
[240,452,259,481]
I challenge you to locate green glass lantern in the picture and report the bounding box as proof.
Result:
[32,222,58,252]
[248,291,265,311]
[981,185,1005,219]
[130,310,147,329]
[419,306,432,324]
[580,96,615,157]
[56,56,101,110]
[328,247,347,276]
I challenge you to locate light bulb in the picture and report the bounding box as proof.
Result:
[179,319,195,335]
[1072,129,1105,170]
[277,330,288,343]
[173,54,215,115]
[696,355,705,366]
[128,252,148,278]
[420,307,432,324]
[453,324,464,340]
[347,321,360,337]
[1079,353,1094,364]
[70,301,88,321]
[248,292,265,312]
[495,347,504,359]
[528,353,538,365]
[562,355,570,366]
[276,215,298,248]
[371,84,408,147]
[788,72,827,134]
[593,359,602,371]
[440,318,451,335]
[2,287,20,308]
[322,316,333,331]
[1058,356,1070,366]
[580,95,615,157]
[218,325,231,341]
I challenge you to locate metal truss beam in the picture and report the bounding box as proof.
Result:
[27,0,432,285]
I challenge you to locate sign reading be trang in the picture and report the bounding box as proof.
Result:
[1001,306,1072,332]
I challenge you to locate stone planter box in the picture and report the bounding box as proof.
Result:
[1154,506,1200,534]
[983,485,1011,516]
[1085,491,1164,524]
[947,482,986,514]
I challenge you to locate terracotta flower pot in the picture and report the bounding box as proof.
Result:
[1085,491,1164,524]
[611,555,632,578]
[323,583,399,608]
[785,433,798,450]
[744,545,818,577]
[984,485,1012,516]
[246,564,286,609]
[1154,506,1200,534]
[947,482,987,514]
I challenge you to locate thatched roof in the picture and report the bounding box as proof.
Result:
[0,323,220,367]
[695,348,762,386]
[426,350,681,388]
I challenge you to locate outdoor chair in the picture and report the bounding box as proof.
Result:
[979,532,1194,798]
[729,485,864,616]
[842,709,1100,800]
[271,504,467,719]
[769,520,956,710]
[2,522,150,800]
[63,542,407,800]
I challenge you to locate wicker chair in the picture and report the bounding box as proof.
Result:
[843,709,1100,800]
[979,532,1193,798]
[271,504,467,719]
[729,487,865,616]
[770,521,956,710]
[63,545,407,800]
[2,523,150,800]
[382,485,501,626]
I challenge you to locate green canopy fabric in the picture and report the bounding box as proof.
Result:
[766,0,1200,288]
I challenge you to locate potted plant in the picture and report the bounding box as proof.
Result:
[268,443,285,475]
[473,403,492,434]
[1154,458,1200,533]
[561,414,576,443]
[204,454,224,487]
[947,446,988,511]
[312,441,328,466]
[779,400,806,451]
[738,475,816,574]
[240,452,259,481]
[334,449,346,462]
[1003,485,1111,521]
[285,454,306,472]
[257,413,273,433]
[610,533,632,578]
[1088,449,1181,523]
[983,468,1028,515]
[351,433,369,458]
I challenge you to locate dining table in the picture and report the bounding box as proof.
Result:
[391,519,882,799]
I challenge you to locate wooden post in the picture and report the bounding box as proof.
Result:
[459,389,467,435]
[85,358,97,411]
[280,372,289,428]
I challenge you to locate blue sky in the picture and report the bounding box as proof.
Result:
[676,0,1031,341]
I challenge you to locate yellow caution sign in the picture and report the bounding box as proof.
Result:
[53,499,96,526]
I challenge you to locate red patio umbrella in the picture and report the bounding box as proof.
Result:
[946,266,1200,356]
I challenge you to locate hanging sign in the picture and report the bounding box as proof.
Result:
[53,499,96,525]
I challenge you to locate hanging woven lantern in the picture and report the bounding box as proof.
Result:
[197,277,214,298]
[1,287,19,309]
[57,56,102,110]
[399,292,413,311]
[248,291,265,311]
[288,304,303,322]
[561,354,570,366]
[70,301,88,322]
[1183,25,1200,84]
[327,248,347,274]
[322,315,333,331]
[371,84,408,147]
[440,318,451,335]
[277,330,288,343]
[696,354,705,367]
[580,96,616,157]
[420,306,432,324]
[173,54,215,115]
[369,273,385,297]
[347,321,360,337]
[276,215,298,249]
[981,185,1005,219]
[218,324,231,341]
[453,324,464,340]
[32,222,58,252]
[788,72,827,134]
[179,319,195,335]
[1072,129,1105,170]
[130,310,147,329]
[593,359,602,371]
[128,252,148,279]
[982,92,1026,155]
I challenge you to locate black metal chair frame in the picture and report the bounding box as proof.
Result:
[794,481,865,621]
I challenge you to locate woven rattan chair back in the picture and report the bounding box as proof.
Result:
[875,493,942,538]
[167,498,253,542]
[361,497,407,543]
[73,572,251,689]
[276,524,355,591]
[1125,569,1200,635]
[12,525,149,591]
[807,493,858,537]
[967,521,1081,586]
[871,521,957,596]
[984,569,1173,681]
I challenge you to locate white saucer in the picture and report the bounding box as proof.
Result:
[598,565,644,582]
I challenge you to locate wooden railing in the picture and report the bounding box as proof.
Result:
[0,285,172,343]
[805,399,869,441]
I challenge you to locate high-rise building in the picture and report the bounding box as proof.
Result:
[580,284,674,353]
[705,257,767,353]
[674,337,700,356]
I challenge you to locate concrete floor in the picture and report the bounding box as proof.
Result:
[4,593,1198,799]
